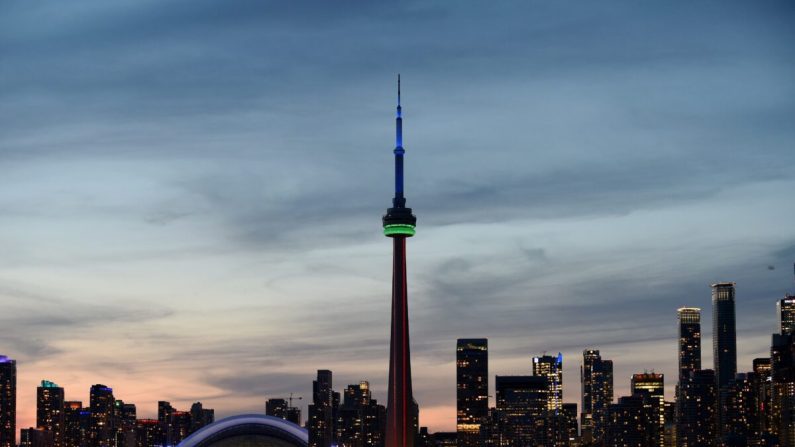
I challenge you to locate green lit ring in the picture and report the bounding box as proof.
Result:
[383,224,416,236]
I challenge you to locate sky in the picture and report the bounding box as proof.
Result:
[1,0,794,434]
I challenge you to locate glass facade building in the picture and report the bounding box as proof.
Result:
[712,283,737,391]
[779,295,795,336]
[631,373,664,447]
[37,380,65,447]
[580,349,613,444]
[677,308,701,384]
[0,356,15,447]
[456,338,488,447]
[533,353,563,414]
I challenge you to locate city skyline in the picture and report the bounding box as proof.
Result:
[2,0,795,436]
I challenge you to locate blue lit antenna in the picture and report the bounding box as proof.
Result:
[394,74,405,206]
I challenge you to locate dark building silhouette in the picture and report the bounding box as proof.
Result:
[663,401,676,447]
[533,353,563,414]
[383,75,419,447]
[63,401,85,447]
[712,283,737,390]
[561,403,578,444]
[779,296,795,336]
[37,381,65,447]
[89,384,114,447]
[20,428,53,447]
[0,356,15,447]
[309,370,335,447]
[336,381,386,447]
[713,282,737,439]
[581,349,613,444]
[631,373,664,447]
[456,339,488,447]
[266,398,301,426]
[189,402,214,435]
[605,395,652,447]
[134,419,162,447]
[266,399,288,419]
[751,358,774,440]
[495,375,547,445]
[167,410,191,445]
[677,369,717,447]
[113,400,136,447]
[772,331,795,445]
[677,308,702,383]
[720,372,758,445]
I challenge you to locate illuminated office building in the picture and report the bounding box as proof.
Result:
[168,411,191,445]
[456,339,488,447]
[677,369,717,447]
[631,373,664,447]
[89,384,115,447]
[750,357,774,438]
[337,381,386,447]
[266,398,301,426]
[720,372,757,444]
[37,380,65,447]
[114,400,136,447]
[63,402,85,447]
[309,370,335,447]
[779,295,795,336]
[605,395,650,447]
[0,356,16,447]
[533,353,563,414]
[495,375,547,445]
[561,403,578,443]
[266,399,288,419]
[677,308,701,383]
[383,75,419,447]
[581,349,613,443]
[134,419,162,447]
[772,331,795,445]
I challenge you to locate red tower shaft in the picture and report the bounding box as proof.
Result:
[386,236,414,447]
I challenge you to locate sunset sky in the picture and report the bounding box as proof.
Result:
[1,0,794,433]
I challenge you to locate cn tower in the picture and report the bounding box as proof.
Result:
[383,75,417,447]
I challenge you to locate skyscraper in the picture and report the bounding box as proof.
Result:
[383,76,418,447]
[89,384,114,447]
[604,395,649,447]
[337,381,386,447]
[631,373,664,447]
[533,353,563,414]
[771,331,795,445]
[712,282,737,390]
[581,349,613,444]
[37,380,65,447]
[456,338,488,447]
[308,370,335,447]
[495,376,548,446]
[189,402,214,435]
[0,356,16,447]
[63,402,84,447]
[677,369,717,447]
[677,308,701,383]
[779,295,795,335]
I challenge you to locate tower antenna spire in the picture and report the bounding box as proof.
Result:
[398,74,401,108]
